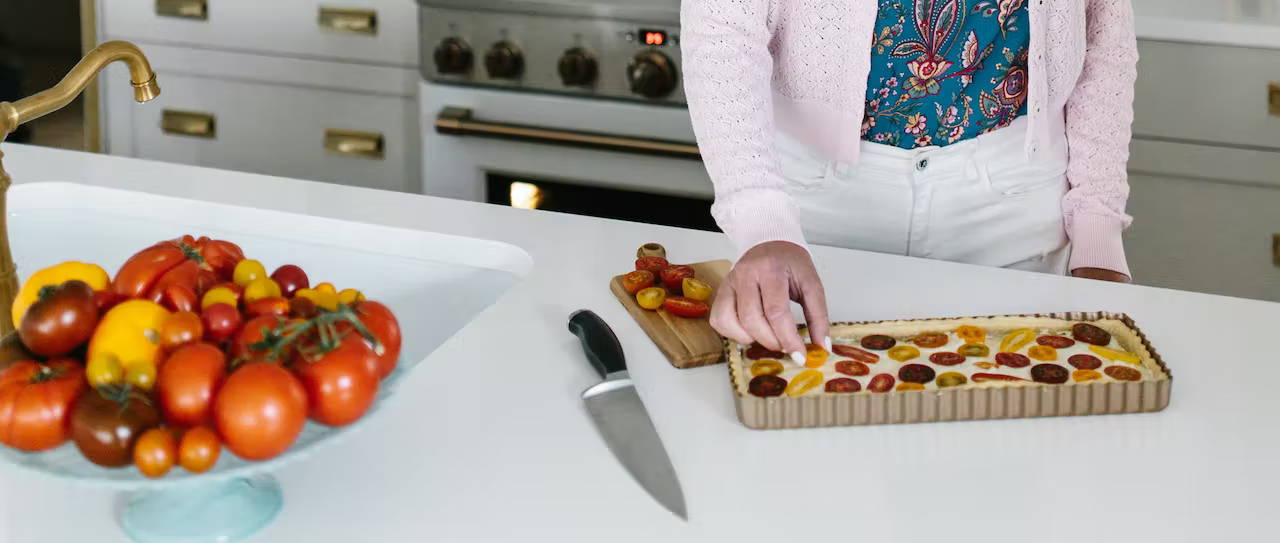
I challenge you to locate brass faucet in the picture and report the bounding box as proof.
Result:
[0,41,160,333]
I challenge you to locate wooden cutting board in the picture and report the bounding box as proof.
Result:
[609,259,732,369]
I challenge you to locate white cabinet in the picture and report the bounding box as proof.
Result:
[97,0,421,191]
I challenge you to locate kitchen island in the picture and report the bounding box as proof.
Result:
[0,144,1278,542]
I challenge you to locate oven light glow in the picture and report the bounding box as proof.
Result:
[510,182,544,210]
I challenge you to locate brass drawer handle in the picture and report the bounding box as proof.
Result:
[1273,233,1279,267]
[1270,83,1280,117]
[325,129,384,159]
[161,110,216,138]
[319,7,377,35]
[434,107,701,160]
[156,0,208,20]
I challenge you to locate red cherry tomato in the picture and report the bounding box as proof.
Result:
[634,256,669,275]
[214,362,307,461]
[621,270,655,295]
[270,265,310,298]
[245,297,291,318]
[659,265,695,290]
[157,343,227,426]
[134,427,177,478]
[178,426,222,473]
[202,303,242,343]
[159,311,204,351]
[295,335,379,426]
[662,296,709,318]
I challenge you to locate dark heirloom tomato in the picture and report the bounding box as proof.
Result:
[868,373,896,393]
[634,256,669,276]
[113,235,244,302]
[1068,354,1103,370]
[1030,364,1070,384]
[621,270,655,295]
[861,334,898,350]
[825,378,861,393]
[898,363,936,384]
[18,280,98,357]
[995,352,1031,368]
[1071,323,1112,346]
[745,344,785,360]
[353,301,402,379]
[1104,365,1142,381]
[269,265,310,298]
[748,375,787,397]
[0,359,86,451]
[909,332,947,348]
[832,344,879,363]
[71,385,160,467]
[928,352,966,366]
[1037,335,1076,348]
[662,297,709,318]
[659,265,695,291]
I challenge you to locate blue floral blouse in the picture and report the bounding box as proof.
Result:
[861,0,1030,149]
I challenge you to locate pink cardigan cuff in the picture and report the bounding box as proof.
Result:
[715,189,809,259]
[1067,214,1131,277]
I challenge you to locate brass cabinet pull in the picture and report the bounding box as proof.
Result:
[325,129,384,159]
[319,7,378,35]
[1273,233,1280,267]
[434,107,701,160]
[156,0,208,20]
[1270,83,1280,117]
[161,110,216,138]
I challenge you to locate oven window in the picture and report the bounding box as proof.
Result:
[487,175,720,232]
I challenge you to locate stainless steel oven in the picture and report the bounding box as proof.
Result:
[416,0,716,230]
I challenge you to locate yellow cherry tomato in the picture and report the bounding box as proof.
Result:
[681,278,713,302]
[635,287,666,310]
[955,325,986,344]
[232,259,267,287]
[896,382,926,391]
[1072,369,1103,383]
[243,278,282,303]
[750,359,784,376]
[295,288,338,311]
[125,361,157,391]
[86,353,125,388]
[887,345,920,362]
[784,369,823,397]
[88,300,170,371]
[1028,345,1058,361]
[998,328,1035,353]
[1088,344,1140,365]
[12,261,109,328]
[200,286,239,310]
[936,372,968,388]
[315,282,337,294]
[804,344,828,368]
[337,288,365,305]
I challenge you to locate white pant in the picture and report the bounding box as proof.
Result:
[777,118,1071,274]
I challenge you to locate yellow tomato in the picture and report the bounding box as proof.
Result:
[784,369,823,396]
[1028,345,1058,361]
[750,360,784,376]
[86,353,125,388]
[635,287,666,310]
[296,287,339,311]
[125,361,157,391]
[314,282,337,294]
[896,382,926,391]
[88,300,170,371]
[337,288,365,305]
[804,344,828,368]
[11,261,109,328]
[888,345,921,362]
[232,259,267,287]
[243,278,282,303]
[1072,369,1103,383]
[681,278,713,301]
[201,287,239,310]
[998,328,1035,353]
[1088,344,1140,365]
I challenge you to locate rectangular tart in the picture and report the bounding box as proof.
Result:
[727,312,1172,429]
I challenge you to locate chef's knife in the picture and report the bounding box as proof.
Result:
[568,309,687,520]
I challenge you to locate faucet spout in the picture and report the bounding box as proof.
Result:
[0,40,160,140]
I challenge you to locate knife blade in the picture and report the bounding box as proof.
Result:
[568,309,687,520]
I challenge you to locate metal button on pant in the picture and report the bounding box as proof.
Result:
[916,158,929,171]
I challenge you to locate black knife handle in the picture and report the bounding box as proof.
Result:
[568,309,627,378]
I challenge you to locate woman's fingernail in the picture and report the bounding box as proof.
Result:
[790,351,805,365]
[823,336,833,351]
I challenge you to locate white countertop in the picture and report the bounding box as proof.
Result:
[1135,0,1280,49]
[1,144,1279,542]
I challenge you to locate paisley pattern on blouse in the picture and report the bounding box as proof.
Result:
[862,0,1029,149]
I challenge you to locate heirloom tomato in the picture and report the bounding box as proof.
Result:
[87,300,170,375]
[157,343,227,426]
[70,385,160,467]
[134,427,177,478]
[11,261,109,329]
[18,279,98,357]
[178,426,222,473]
[161,284,198,313]
[269,265,310,298]
[0,359,86,451]
[113,235,244,302]
[295,334,379,426]
[351,301,401,379]
[214,362,308,461]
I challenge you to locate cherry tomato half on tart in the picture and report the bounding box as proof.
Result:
[832,344,879,363]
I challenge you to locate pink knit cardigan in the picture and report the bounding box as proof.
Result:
[681,0,1138,276]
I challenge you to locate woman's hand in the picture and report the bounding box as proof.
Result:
[1071,267,1131,283]
[710,241,830,363]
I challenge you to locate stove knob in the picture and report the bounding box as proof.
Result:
[627,51,677,99]
[558,47,598,87]
[485,41,525,80]
[433,37,473,75]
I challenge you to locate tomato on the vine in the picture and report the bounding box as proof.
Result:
[352,301,401,379]
[232,315,291,363]
[0,359,86,451]
[71,385,160,467]
[157,343,227,426]
[295,334,379,426]
[178,426,221,473]
[18,279,98,357]
[270,265,310,298]
[202,303,241,343]
[134,427,177,478]
[214,362,307,461]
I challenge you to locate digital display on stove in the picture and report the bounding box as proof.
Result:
[639,29,668,47]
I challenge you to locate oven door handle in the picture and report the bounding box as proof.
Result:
[434,107,702,161]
